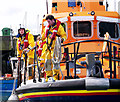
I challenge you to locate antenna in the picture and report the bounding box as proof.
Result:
[37,14,40,35]
[24,12,27,28]
[22,12,27,28]
[19,24,21,28]
[46,0,48,14]
[114,0,116,11]
[106,0,108,11]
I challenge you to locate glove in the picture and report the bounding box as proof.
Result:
[61,38,64,43]
[23,48,29,54]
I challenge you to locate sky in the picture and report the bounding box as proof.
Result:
[0,0,52,36]
[0,0,119,36]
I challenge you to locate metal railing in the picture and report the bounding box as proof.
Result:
[17,46,41,87]
[17,39,120,87]
[61,39,120,79]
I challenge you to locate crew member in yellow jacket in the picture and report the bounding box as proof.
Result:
[40,15,67,81]
[16,28,35,80]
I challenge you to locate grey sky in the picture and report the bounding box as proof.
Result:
[0,0,52,35]
[0,0,119,36]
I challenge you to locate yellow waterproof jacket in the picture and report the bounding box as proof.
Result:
[41,20,67,49]
[17,33,35,58]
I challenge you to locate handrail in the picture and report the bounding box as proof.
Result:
[17,39,120,87]
[62,39,120,47]
[61,39,120,79]
[18,46,41,86]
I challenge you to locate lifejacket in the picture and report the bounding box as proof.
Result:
[18,32,29,50]
[45,19,61,40]
[37,41,46,57]
[24,32,29,48]
[18,39,21,50]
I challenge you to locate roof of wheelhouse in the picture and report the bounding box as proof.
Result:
[50,0,120,19]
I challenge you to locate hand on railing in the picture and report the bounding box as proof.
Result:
[23,46,36,54]
[23,48,28,53]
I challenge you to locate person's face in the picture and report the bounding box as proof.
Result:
[19,29,25,35]
[47,19,55,26]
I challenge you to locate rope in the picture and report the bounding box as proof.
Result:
[52,37,63,80]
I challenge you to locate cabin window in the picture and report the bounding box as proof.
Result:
[73,21,91,37]
[68,0,76,7]
[61,23,66,32]
[99,22,119,38]
[52,3,57,7]
[99,1,103,5]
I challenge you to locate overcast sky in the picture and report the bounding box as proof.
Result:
[0,0,52,35]
[0,0,119,36]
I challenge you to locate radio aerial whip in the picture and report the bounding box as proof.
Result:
[46,0,48,14]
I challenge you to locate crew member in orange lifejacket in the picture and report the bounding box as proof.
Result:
[35,36,46,78]
[16,28,35,80]
[36,36,46,58]
[40,15,67,81]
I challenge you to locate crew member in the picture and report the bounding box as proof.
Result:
[36,36,46,58]
[40,15,67,81]
[16,28,35,80]
[35,36,46,78]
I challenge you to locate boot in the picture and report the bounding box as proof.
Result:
[53,69,60,81]
[45,70,53,82]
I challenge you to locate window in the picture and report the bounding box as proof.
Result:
[99,22,119,38]
[52,3,57,7]
[68,0,76,7]
[73,21,91,37]
[99,1,103,5]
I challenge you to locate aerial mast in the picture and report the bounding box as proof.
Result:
[46,0,48,14]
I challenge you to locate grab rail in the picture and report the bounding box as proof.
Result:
[17,46,41,86]
[61,39,120,79]
[17,39,120,87]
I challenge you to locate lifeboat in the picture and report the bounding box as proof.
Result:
[8,0,120,101]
